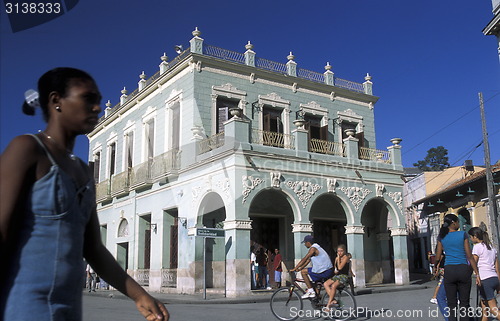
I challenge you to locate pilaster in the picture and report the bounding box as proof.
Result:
[390,227,410,285]
[345,225,365,289]
[224,219,252,297]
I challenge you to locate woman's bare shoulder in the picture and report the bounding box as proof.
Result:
[1,135,41,167]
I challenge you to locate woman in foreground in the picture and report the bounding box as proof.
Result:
[0,67,169,321]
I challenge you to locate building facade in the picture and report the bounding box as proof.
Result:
[88,28,408,297]
[484,0,500,61]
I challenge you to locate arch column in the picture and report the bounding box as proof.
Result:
[224,219,252,297]
[292,223,313,266]
[390,227,410,285]
[376,232,392,283]
[345,225,365,289]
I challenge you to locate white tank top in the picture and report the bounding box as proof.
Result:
[310,243,333,273]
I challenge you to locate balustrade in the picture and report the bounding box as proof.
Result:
[309,139,345,156]
[198,132,225,154]
[359,147,392,163]
[251,129,295,149]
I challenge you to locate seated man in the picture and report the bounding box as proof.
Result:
[290,235,334,298]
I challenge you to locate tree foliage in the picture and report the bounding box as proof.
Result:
[413,146,451,171]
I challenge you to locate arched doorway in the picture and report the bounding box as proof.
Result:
[249,189,295,287]
[197,192,226,289]
[310,194,348,261]
[361,199,394,285]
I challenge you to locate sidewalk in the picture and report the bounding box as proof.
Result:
[84,273,436,305]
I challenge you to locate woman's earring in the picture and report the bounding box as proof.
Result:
[55,106,61,111]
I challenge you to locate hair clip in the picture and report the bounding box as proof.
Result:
[22,89,40,115]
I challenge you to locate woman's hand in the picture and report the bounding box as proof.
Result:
[134,294,169,321]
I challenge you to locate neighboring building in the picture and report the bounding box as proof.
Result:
[88,28,408,297]
[404,165,484,273]
[484,0,500,61]
[411,163,500,270]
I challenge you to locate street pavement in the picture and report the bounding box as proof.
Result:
[82,273,483,321]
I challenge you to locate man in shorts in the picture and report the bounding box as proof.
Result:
[290,235,334,298]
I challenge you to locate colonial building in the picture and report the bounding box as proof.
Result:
[410,163,500,266]
[404,165,484,272]
[483,0,500,61]
[88,28,408,297]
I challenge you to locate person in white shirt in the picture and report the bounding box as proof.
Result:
[86,264,97,292]
[290,235,334,299]
[468,227,500,321]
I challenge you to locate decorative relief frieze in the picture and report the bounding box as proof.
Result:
[270,172,282,188]
[340,186,372,211]
[345,225,365,234]
[390,227,408,236]
[242,176,264,204]
[285,180,322,208]
[388,191,403,210]
[327,178,337,194]
[376,184,385,197]
[224,219,253,230]
[291,223,313,233]
[191,175,232,208]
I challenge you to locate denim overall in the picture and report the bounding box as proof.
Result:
[2,135,94,321]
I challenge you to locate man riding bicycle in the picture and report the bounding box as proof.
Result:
[290,235,334,299]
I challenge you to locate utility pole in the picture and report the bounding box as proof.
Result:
[479,92,499,249]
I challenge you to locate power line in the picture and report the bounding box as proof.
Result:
[403,91,500,156]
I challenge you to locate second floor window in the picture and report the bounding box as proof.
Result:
[146,119,155,160]
[125,132,134,169]
[109,142,116,177]
[304,114,327,141]
[93,151,100,182]
[263,106,283,134]
[216,97,238,133]
[171,101,180,150]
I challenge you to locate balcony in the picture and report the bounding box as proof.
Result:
[95,179,111,202]
[251,129,295,149]
[359,147,391,164]
[110,170,130,197]
[150,149,181,183]
[129,161,152,190]
[309,139,345,157]
[198,132,225,154]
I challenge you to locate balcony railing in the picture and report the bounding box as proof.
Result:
[359,147,391,164]
[309,139,345,157]
[199,132,225,154]
[129,160,152,189]
[203,45,245,64]
[95,179,111,202]
[110,169,130,197]
[150,149,181,181]
[252,129,295,149]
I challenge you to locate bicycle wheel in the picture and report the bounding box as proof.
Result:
[270,287,303,321]
[321,288,357,321]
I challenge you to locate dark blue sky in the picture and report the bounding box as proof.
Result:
[1,0,499,167]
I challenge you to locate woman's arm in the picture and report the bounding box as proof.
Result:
[336,255,349,272]
[464,238,480,285]
[83,207,169,320]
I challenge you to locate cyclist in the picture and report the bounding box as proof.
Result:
[290,235,334,299]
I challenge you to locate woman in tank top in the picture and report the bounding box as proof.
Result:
[0,68,169,321]
[323,244,350,312]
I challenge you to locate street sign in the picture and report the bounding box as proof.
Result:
[196,227,225,238]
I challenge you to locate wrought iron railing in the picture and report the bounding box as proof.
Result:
[129,161,152,188]
[334,78,364,93]
[150,149,181,180]
[204,45,245,64]
[161,269,177,287]
[309,139,345,156]
[135,269,149,286]
[255,57,287,74]
[297,68,325,84]
[95,179,110,202]
[251,129,295,149]
[198,132,225,154]
[359,147,391,163]
[110,169,130,196]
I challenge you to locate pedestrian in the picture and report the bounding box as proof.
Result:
[290,235,334,299]
[0,68,169,321]
[87,264,97,292]
[273,248,283,288]
[468,227,500,321]
[250,246,257,290]
[430,254,450,321]
[323,244,350,313]
[257,248,269,289]
[434,214,480,321]
[428,250,436,275]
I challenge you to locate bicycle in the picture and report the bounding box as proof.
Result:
[270,271,357,321]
